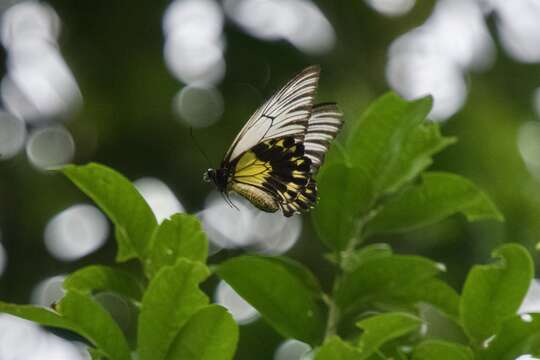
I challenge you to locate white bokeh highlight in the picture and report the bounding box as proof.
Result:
[365,0,415,17]
[1,1,81,122]
[491,0,540,63]
[163,0,225,85]
[224,0,335,55]
[199,192,302,253]
[30,275,66,306]
[274,339,311,360]
[386,0,494,121]
[215,280,259,325]
[26,125,75,170]
[44,204,109,261]
[519,279,540,314]
[134,177,184,223]
[0,110,26,159]
[173,85,224,128]
[0,314,89,360]
[516,355,540,360]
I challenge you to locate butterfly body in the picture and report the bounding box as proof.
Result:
[204,66,342,217]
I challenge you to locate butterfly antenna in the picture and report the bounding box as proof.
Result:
[189,127,212,167]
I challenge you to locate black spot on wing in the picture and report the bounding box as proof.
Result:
[246,135,319,216]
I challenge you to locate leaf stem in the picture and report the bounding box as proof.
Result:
[322,293,339,339]
[340,207,381,269]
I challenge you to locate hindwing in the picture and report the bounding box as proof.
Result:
[230,136,318,217]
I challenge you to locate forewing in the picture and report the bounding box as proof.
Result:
[223,66,320,163]
[304,103,343,173]
[231,137,318,217]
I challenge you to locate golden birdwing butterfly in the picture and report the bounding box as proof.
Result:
[203,66,343,217]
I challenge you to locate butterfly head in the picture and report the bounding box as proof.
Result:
[203,168,228,192]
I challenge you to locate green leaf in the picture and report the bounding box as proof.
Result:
[88,348,107,360]
[138,259,210,360]
[413,340,473,360]
[64,265,144,301]
[0,293,132,360]
[57,291,132,360]
[381,123,456,194]
[346,92,432,197]
[322,141,348,168]
[146,213,208,278]
[315,336,362,360]
[460,243,533,343]
[313,93,450,251]
[366,172,503,236]
[393,278,460,320]
[312,164,373,250]
[356,312,423,359]
[217,255,325,345]
[264,256,322,294]
[61,163,158,261]
[0,302,79,330]
[480,313,540,359]
[340,243,393,273]
[166,305,238,360]
[335,254,442,316]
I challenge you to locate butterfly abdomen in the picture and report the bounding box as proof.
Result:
[230,182,279,213]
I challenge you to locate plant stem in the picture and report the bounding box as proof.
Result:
[340,207,381,268]
[322,293,339,339]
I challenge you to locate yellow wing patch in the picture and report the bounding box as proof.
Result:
[229,137,318,217]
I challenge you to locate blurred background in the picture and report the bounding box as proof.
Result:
[0,0,539,358]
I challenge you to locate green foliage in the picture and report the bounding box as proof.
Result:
[356,312,423,359]
[460,244,533,344]
[145,213,208,278]
[64,265,144,300]
[1,163,234,359]
[217,255,325,345]
[366,172,504,235]
[335,254,444,315]
[61,163,158,261]
[138,259,210,360]
[2,92,535,359]
[412,340,473,360]
[478,314,540,359]
[316,336,363,359]
[0,292,131,360]
[166,305,239,360]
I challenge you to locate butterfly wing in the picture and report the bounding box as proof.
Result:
[304,103,344,173]
[222,66,320,164]
[229,137,317,217]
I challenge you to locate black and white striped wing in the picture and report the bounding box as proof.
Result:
[223,66,320,163]
[304,103,343,173]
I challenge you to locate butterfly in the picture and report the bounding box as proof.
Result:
[203,65,343,217]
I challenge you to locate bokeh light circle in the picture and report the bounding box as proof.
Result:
[274,339,311,360]
[134,177,184,223]
[200,192,302,253]
[215,280,259,325]
[26,125,75,170]
[365,0,415,17]
[173,85,224,128]
[0,314,88,360]
[44,204,109,261]
[0,110,26,159]
[30,275,66,306]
